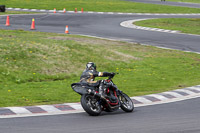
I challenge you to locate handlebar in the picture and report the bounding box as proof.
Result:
[108,72,119,80]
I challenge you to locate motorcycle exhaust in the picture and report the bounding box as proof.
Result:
[88,89,106,99]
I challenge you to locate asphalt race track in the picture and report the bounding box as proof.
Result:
[0,2,200,132]
[0,97,200,133]
[0,13,200,53]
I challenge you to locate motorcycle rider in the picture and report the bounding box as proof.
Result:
[80,62,115,95]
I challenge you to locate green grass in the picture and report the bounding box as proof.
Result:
[1,0,200,13]
[1,29,200,107]
[0,11,41,15]
[167,0,200,3]
[134,18,200,35]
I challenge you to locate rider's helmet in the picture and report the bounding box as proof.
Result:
[86,62,96,70]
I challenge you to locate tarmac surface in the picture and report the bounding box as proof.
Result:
[0,97,200,133]
[0,12,200,53]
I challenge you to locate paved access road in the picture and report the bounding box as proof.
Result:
[124,0,200,8]
[0,13,200,53]
[0,97,200,133]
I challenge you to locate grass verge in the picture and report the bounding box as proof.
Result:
[0,29,200,107]
[134,18,200,35]
[0,11,40,15]
[2,0,200,13]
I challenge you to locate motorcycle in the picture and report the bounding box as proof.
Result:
[71,73,134,116]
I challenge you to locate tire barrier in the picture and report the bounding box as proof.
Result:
[0,5,6,12]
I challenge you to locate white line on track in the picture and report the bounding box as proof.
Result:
[40,9,46,11]
[162,92,183,98]
[37,105,62,113]
[131,97,153,104]
[30,9,37,11]
[87,11,94,13]
[14,8,20,10]
[147,94,169,101]
[176,89,196,95]
[6,107,32,114]
[136,93,200,107]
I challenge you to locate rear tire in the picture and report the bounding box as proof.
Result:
[81,94,102,116]
[120,93,134,112]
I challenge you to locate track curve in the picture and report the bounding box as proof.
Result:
[0,97,200,133]
[0,13,200,53]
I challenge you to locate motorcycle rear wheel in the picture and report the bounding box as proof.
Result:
[81,94,102,116]
[120,93,134,112]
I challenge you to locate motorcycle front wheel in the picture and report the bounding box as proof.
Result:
[120,93,134,112]
[81,94,102,116]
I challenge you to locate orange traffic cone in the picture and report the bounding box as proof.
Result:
[54,8,56,13]
[30,18,35,30]
[63,8,66,13]
[5,16,10,26]
[75,8,77,13]
[65,25,69,34]
[81,8,83,13]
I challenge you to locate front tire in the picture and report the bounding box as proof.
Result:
[81,94,102,116]
[120,93,134,112]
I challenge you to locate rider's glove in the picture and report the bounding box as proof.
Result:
[102,72,115,77]
[110,72,115,76]
[103,72,111,77]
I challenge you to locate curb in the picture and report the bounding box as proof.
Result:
[6,7,200,16]
[0,85,199,118]
[120,19,180,33]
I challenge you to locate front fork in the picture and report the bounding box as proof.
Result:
[117,90,124,106]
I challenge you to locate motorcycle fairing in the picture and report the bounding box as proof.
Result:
[71,83,96,95]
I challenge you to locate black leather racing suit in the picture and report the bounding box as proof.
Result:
[80,69,113,94]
